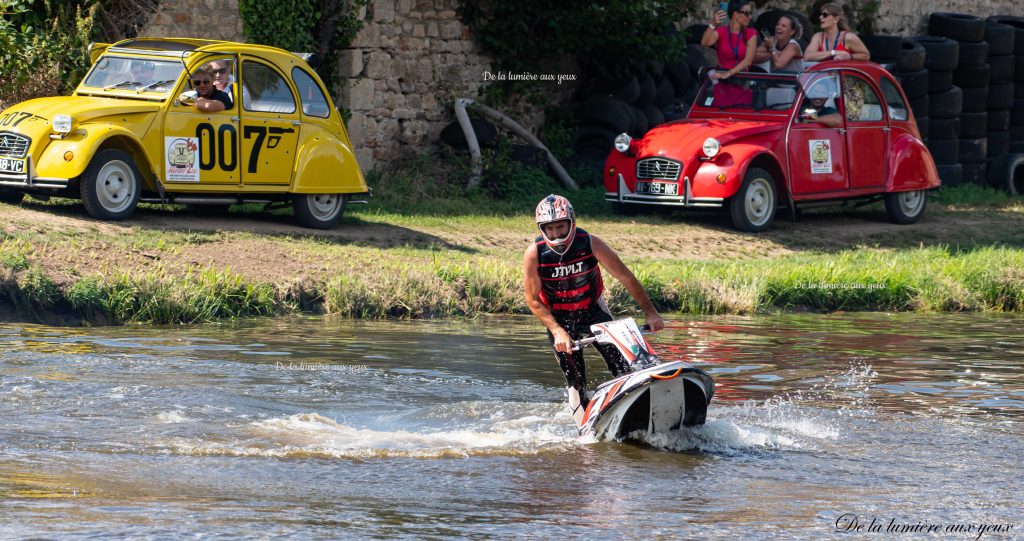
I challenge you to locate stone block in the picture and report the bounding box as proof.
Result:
[400,119,429,145]
[373,0,395,22]
[346,112,366,144]
[338,49,364,78]
[354,148,374,172]
[440,20,461,40]
[394,108,417,120]
[397,0,412,15]
[349,24,379,48]
[365,51,393,79]
[413,23,425,37]
[426,21,439,38]
[342,79,375,111]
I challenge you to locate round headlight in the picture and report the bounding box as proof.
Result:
[52,114,74,135]
[702,137,721,158]
[614,133,632,153]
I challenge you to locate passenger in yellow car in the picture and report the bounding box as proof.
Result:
[188,68,231,113]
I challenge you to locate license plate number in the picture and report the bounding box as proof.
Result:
[0,158,25,174]
[635,181,678,195]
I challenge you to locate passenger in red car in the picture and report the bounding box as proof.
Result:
[804,2,870,62]
[701,0,759,106]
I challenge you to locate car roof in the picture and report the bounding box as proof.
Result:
[106,37,310,65]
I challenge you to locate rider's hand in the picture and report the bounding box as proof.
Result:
[645,312,665,332]
[552,327,574,354]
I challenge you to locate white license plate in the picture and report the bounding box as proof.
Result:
[0,157,25,174]
[635,181,678,195]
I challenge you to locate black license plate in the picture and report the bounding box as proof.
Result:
[0,158,25,174]
[635,181,678,195]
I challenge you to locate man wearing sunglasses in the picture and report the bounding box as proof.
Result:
[188,67,231,113]
[208,59,235,108]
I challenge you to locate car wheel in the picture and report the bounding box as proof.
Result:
[293,193,345,229]
[729,167,776,233]
[884,190,927,224]
[0,190,24,204]
[80,149,141,221]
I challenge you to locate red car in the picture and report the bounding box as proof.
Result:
[603,61,940,232]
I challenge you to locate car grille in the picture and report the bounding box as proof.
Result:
[0,132,30,158]
[636,158,681,181]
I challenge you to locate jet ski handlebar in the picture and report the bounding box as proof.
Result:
[572,324,652,351]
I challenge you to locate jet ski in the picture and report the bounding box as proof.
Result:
[573,318,715,441]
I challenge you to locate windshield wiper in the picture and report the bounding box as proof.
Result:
[136,79,176,93]
[102,80,141,90]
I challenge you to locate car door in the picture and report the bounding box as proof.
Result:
[162,59,240,187]
[238,58,300,186]
[788,72,848,195]
[842,73,887,190]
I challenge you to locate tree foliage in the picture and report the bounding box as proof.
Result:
[459,0,697,78]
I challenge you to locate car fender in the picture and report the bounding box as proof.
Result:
[35,122,153,183]
[290,121,368,194]
[692,144,784,199]
[886,131,940,191]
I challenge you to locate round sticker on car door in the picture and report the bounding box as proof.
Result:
[809,139,833,174]
[166,136,200,182]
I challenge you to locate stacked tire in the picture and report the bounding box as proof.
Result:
[570,43,704,168]
[930,12,989,186]
[983,19,1015,166]
[915,34,962,186]
[989,16,1024,154]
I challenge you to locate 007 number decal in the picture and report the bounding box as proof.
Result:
[243,126,295,174]
[195,123,237,171]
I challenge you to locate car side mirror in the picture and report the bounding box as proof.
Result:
[178,90,197,106]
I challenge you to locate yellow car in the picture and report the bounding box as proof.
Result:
[0,38,368,229]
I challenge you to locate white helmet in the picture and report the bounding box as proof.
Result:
[535,194,576,252]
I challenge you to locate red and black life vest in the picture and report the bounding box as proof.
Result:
[536,228,604,313]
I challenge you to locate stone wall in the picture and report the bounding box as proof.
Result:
[143,0,243,41]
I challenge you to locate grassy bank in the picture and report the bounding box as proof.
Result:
[2,150,1024,325]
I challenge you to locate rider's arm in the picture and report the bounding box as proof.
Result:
[844,34,871,61]
[523,243,573,352]
[590,235,665,332]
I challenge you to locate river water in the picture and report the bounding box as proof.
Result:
[1,313,1021,540]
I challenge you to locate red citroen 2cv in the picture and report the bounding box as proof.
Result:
[603,61,940,232]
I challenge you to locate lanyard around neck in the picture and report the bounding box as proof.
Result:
[825,31,841,52]
[726,28,743,62]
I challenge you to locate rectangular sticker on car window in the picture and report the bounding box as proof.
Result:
[809,139,833,174]
[165,136,200,182]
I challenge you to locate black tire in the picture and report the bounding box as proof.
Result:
[897,69,928,99]
[896,39,927,72]
[1017,56,1024,83]
[664,60,692,97]
[987,16,1024,54]
[577,96,633,133]
[1012,100,1024,125]
[987,130,1010,157]
[929,117,960,140]
[913,35,959,71]
[909,95,929,120]
[635,73,657,107]
[684,44,711,80]
[960,86,989,113]
[654,77,675,109]
[959,137,988,163]
[927,139,960,164]
[927,69,954,93]
[684,23,709,45]
[961,161,988,185]
[986,55,1015,84]
[985,21,1017,56]
[862,35,903,60]
[956,41,989,67]
[642,104,665,127]
[627,105,648,137]
[884,190,928,224]
[986,152,1024,195]
[729,167,777,232]
[953,64,990,88]
[440,118,498,149]
[936,163,963,187]
[293,194,345,229]
[988,82,1014,110]
[928,86,963,119]
[0,190,24,204]
[959,111,988,138]
[80,148,141,221]
[608,75,641,104]
[917,117,929,139]
[988,109,1011,131]
[1012,141,1024,153]
[1012,125,1024,141]
[929,12,985,43]
[571,126,617,154]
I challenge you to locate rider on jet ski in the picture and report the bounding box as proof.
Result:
[523,194,665,423]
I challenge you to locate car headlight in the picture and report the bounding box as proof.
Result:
[702,137,720,158]
[614,133,632,153]
[52,114,74,135]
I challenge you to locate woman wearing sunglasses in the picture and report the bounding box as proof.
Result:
[804,2,870,62]
[701,0,759,81]
[189,67,232,113]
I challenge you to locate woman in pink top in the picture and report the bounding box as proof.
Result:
[700,0,759,80]
[805,2,870,61]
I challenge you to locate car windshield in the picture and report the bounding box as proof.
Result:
[694,72,801,112]
[82,56,184,94]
